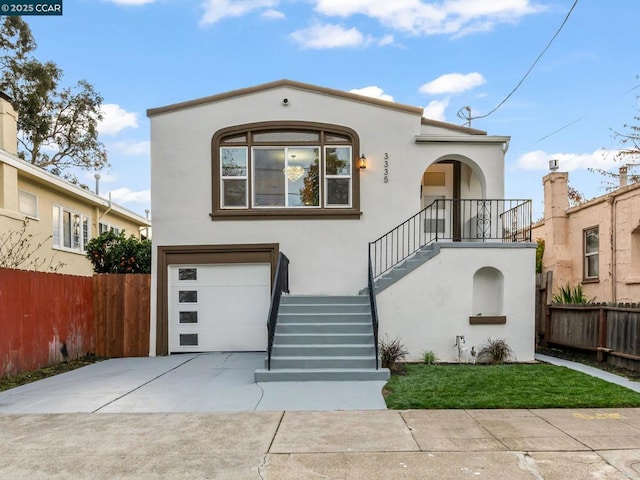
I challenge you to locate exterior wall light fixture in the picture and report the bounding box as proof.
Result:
[359,154,367,170]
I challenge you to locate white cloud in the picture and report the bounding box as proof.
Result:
[108,187,151,204]
[516,149,620,172]
[105,0,156,5]
[349,86,394,102]
[312,0,545,37]
[99,104,138,135]
[200,0,278,25]
[261,8,285,19]
[290,23,368,49]
[379,34,394,46]
[419,72,486,96]
[422,98,449,122]
[112,140,150,156]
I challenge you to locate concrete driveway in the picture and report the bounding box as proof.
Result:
[0,353,387,413]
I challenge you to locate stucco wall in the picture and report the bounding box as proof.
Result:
[534,172,640,302]
[377,244,537,362]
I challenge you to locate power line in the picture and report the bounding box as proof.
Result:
[536,115,586,142]
[466,0,580,123]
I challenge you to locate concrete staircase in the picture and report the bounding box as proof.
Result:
[372,243,441,293]
[254,295,390,382]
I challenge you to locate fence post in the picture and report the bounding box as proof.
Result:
[597,306,607,362]
[542,271,553,347]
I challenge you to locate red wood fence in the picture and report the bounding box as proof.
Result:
[0,268,94,378]
[93,274,150,358]
[1,269,151,379]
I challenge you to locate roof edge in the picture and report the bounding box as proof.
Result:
[147,79,425,117]
[420,117,486,135]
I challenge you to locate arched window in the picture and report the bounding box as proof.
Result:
[211,122,361,220]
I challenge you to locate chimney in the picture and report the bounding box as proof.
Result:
[620,165,628,188]
[0,92,17,155]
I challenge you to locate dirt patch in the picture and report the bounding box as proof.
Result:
[0,354,107,392]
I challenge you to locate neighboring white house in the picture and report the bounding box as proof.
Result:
[147,79,536,366]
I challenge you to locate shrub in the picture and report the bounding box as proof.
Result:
[535,238,545,274]
[552,283,594,304]
[85,231,151,274]
[477,338,515,364]
[379,336,408,373]
[421,350,438,365]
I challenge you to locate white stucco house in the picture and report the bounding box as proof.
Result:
[148,79,536,381]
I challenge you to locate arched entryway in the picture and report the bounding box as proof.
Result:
[420,156,487,240]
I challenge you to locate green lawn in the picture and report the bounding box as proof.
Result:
[385,363,640,409]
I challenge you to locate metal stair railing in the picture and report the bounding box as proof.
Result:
[266,252,289,370]
[369,199,532,279]
[367,254,380,369]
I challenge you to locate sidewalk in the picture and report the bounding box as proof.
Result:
[1,408,640,479]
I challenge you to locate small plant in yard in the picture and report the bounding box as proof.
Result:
[477,337,515,364]
[421,350,438,365]
[552,283,594,304]
[379,336,408,373]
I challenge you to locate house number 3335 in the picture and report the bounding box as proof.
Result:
[383,153,389,183]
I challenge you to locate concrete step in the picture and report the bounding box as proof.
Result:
[276,322,373,334]
[277,312,372,323]
[272,344,376,357]
[274,333,374,345]
[269,355,377,369]
[279,303,370,314]
[281,295,369,305]
[255,367,390,382]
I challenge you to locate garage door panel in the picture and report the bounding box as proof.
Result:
[168,263,271,353]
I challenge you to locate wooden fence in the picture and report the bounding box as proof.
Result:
[0,268,94,378]
[0,268,150,379]
[94,274,150,358]
[543,302,640,371]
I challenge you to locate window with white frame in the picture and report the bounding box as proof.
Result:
[212,122,361,219]
[584,226,599,280]
[99,222,121,235]
[19,191,38,218]
[52,205,90,253]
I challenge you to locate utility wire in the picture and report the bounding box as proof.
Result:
[467,0,579,122]
[536,115,585,142]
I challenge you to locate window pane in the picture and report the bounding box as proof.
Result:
[587,255,599,278]
[254,148,285,207]
[82,217,89,251]
[326,147,351,176]
[72,213,81,249]
[178,268,197,281]
[63,211,71,248]
[19,191,37,217]
[585,229,598,254]
[221,147,247,177]
[179,290,198,303]
[253,131,319,142]
[287,148,319,207]
[52,206,60,247]
[222,179,247,207]
[221,134,246,143]
[327,178,350,206]
[325,133,350,143]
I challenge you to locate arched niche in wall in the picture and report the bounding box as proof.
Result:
[470,266,506,324]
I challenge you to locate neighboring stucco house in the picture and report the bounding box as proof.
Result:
[532,167,640,302]
[0,94,151,276]
[148,80,536,378]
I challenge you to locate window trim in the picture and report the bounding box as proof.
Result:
[583,225,599,282]
[211,121,362,220]
[52,204,90,254]
[99,222,121,235]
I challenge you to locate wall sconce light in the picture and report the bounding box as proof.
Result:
[359,154,367,170]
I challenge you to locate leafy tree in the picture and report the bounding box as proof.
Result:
[85,231,151,274]
[0,17,108,181]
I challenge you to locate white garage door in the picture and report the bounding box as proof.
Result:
[168,263,271,353]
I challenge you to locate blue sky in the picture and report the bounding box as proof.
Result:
[23,0,640,219]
